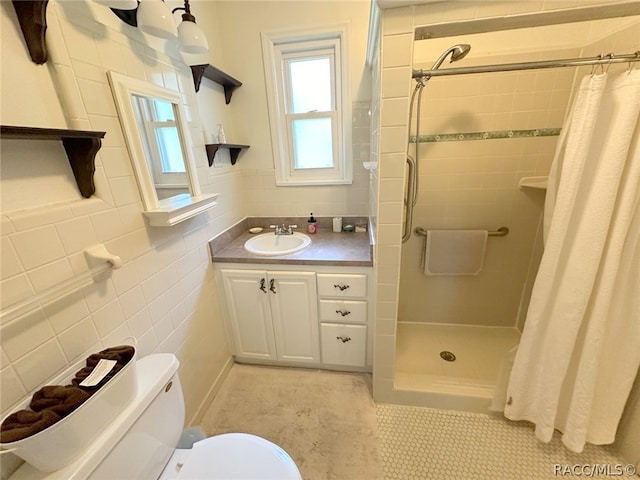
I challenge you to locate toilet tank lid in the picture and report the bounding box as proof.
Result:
[176,433,302,480]
[9,354,180,480]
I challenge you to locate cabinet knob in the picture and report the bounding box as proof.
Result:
[336,336,352,343]
[333,284,350,291]
[335,309,351,317]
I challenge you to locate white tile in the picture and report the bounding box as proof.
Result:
[141,265,179,303]
[382,34,413,69]
[147,293,171,325]
[101,323,133,349]
[71,58,105,83]
[380,126,407,154]
[108,176,140,207]
[83,277,117,313]
[55,216,99,255]
[127,307,153,340]
[0,365,27,411]
[57,317,100,363]
[10,226,66,270]
[105,229,153,264]
[99,147,134,178]
[60,24,100,65]
[119,286,146,319]
[382,7,414,36]
[110,262,141,296]
[1,309,54,361]
[1,236,23,278]
[91,298,125,338]
[90,209,125,242]
[77,78,117,116]
[1,215,15,236]
[88,115,126,149]
[45,290,90,334]
[381,98,409,127]
[0,274,35,310]
[136,329,159,357]
[27,258,74,293]
[12,339,66,392]
[381,67,412,99]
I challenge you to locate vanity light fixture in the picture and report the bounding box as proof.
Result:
[137,0,178,39]
[172,0,209,54]
[103,0,208,53]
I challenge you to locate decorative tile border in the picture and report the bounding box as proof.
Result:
[410,127,561,143]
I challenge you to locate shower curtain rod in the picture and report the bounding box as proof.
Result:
[412,51,640,79]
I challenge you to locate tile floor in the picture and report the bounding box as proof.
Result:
[377,404,633,480]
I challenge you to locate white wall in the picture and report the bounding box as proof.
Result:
[205,1,372,218]
[0,2,238,475]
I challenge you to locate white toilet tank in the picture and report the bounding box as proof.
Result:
[10,353,185,480]
[90,354,185,479]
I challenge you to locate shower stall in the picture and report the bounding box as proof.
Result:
[370,7,640,412]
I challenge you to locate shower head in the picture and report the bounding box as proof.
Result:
[430,44,471,71]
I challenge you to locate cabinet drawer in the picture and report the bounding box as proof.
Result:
[317,274,367,298]
[320,323,367,367]
[319,300,367,324]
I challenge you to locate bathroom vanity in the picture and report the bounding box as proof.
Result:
[209,219,374,372]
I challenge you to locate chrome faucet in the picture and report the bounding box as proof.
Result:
[270,224,297,235]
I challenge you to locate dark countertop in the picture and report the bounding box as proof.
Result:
[209,218,373,267]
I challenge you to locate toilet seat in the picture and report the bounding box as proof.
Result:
[165,433,302,480]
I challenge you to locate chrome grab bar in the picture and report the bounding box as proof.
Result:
[414,226,509,237]
[402,155,417,243]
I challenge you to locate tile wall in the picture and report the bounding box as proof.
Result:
[0,4,238,470]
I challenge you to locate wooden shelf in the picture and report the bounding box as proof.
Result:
[205,143,250,166]
[12,0,49,64]
[1,125,106,198]
[191,64,242,103]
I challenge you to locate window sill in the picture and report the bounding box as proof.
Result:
[143,193,220,227]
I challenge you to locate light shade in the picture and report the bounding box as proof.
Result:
[93,0,138,9]
[137,0,178,39]
[178,19,209,54]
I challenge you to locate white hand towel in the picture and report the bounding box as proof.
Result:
[424,230,488,276]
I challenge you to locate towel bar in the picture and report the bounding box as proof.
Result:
[414,226,509,237]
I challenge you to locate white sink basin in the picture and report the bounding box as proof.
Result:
[244,232,312,256]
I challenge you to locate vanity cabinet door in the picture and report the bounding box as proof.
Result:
[219,269,277,360]
[268,271,320,363]
[219,269,319,364]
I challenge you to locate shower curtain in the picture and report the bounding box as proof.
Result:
[504,69,640,453]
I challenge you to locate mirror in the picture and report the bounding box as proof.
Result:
[131,94,189,200]
[108,72,218,226]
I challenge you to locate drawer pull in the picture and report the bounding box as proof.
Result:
[259,278,267,293]
[333,284,350,291]
[336,336,352,343]
[335,309,351,317]
[269,278,277,294]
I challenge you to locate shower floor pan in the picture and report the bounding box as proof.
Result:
[394,323,520,412]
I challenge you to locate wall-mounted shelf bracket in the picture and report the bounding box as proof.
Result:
[1,125,106,198]
[12,0,49,64]
[191,64,242,103]
[205,143,250,166]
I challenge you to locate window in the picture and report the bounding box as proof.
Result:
[132,95,188,190]
[262,27,352,185]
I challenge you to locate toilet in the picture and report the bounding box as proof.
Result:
[9,354,302,480]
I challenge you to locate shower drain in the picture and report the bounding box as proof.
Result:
[440,351,456,362]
